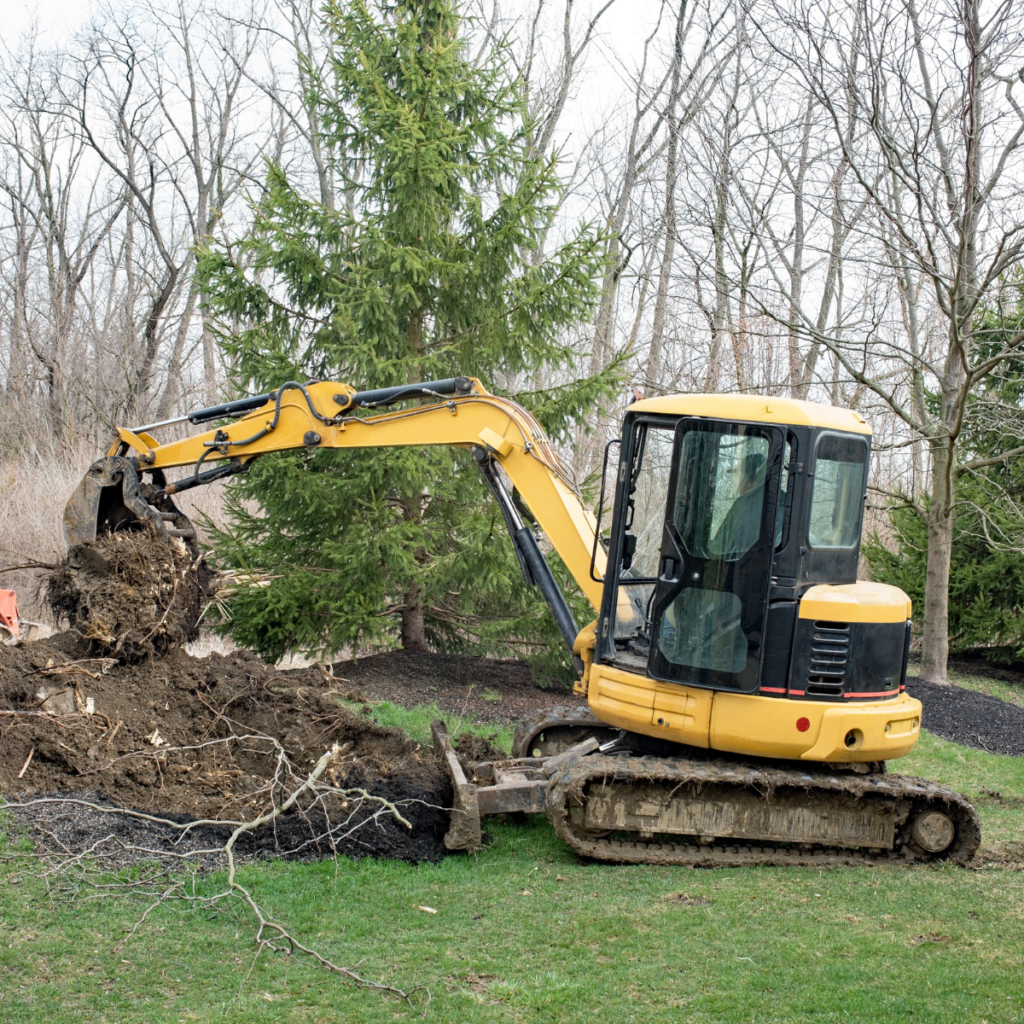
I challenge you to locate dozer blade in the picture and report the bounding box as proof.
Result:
[63,456,165,548]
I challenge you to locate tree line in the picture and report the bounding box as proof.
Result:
[2,0,1023,682]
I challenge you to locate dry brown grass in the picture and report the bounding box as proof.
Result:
[0,445,91,623]
[0,446,234,626]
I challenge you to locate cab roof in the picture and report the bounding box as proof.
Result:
[626,393,872,435]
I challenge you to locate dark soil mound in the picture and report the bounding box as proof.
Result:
[906,678,1024,756]
[334,649,582,722]
[47,533,210,660]
[454,731,505,767]
[0,634,451,864]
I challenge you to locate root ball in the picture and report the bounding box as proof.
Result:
[47,531,209,660]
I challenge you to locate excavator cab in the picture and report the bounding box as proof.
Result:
[582,395,915,763]
[520,395,979,868]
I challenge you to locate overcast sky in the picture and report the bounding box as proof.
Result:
[8,0,85,43]
[5,0,659,94]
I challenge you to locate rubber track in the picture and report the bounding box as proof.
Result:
[511,705,609,759]
[546,754,981,867]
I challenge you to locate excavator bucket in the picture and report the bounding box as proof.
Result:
[63,456,165,548]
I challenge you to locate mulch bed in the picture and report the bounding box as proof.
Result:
[906,678,1024,757]
[329,649,583,723]
[947,652,1024,686]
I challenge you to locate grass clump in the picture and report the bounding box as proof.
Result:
[339,696,515,754]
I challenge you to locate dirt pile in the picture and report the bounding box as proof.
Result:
[454,731,506,767]
[46,532,213,660]
[0,634,451,863]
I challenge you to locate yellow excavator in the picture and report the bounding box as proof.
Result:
[63,375,979,866]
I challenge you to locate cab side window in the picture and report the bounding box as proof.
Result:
[674,431,770,562]
[809,434,867,549]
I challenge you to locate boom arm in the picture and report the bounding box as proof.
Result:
[65,378,605,648]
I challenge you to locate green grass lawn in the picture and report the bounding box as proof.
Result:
[1,726,1022,1024]
[344,696,517,753]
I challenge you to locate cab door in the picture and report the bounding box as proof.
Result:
[647,419,785,693]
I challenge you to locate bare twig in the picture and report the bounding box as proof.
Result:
[30,658,119,678]
[0,729,427,1005]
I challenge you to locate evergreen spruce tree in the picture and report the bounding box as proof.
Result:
[199,0,617,666]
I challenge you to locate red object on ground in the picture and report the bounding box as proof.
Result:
[0,590,19,636]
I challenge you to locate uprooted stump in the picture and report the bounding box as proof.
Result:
[46,531,210,660]
[0,634,453,865]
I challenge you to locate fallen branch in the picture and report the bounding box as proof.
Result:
[0,731,428,1005]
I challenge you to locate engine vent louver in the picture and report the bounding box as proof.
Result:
[805,621,849,696]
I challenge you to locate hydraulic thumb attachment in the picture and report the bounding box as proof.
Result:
[64,456,247,547]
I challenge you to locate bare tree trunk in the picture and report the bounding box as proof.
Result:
[701,18,746,393]
[646,161,677,386]
[704,161,730,392]
[646,0,688,386]
[202,305,218,405]
[921,438,954,682]
[786,94,813,396]
[156,277,200,420]
[794,156,852,399]
[731,237,754,392]
[5,177,34,398]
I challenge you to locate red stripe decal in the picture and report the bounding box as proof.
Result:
[788,690,805,696]
[844,689,900,698]
[759,687,786,693]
